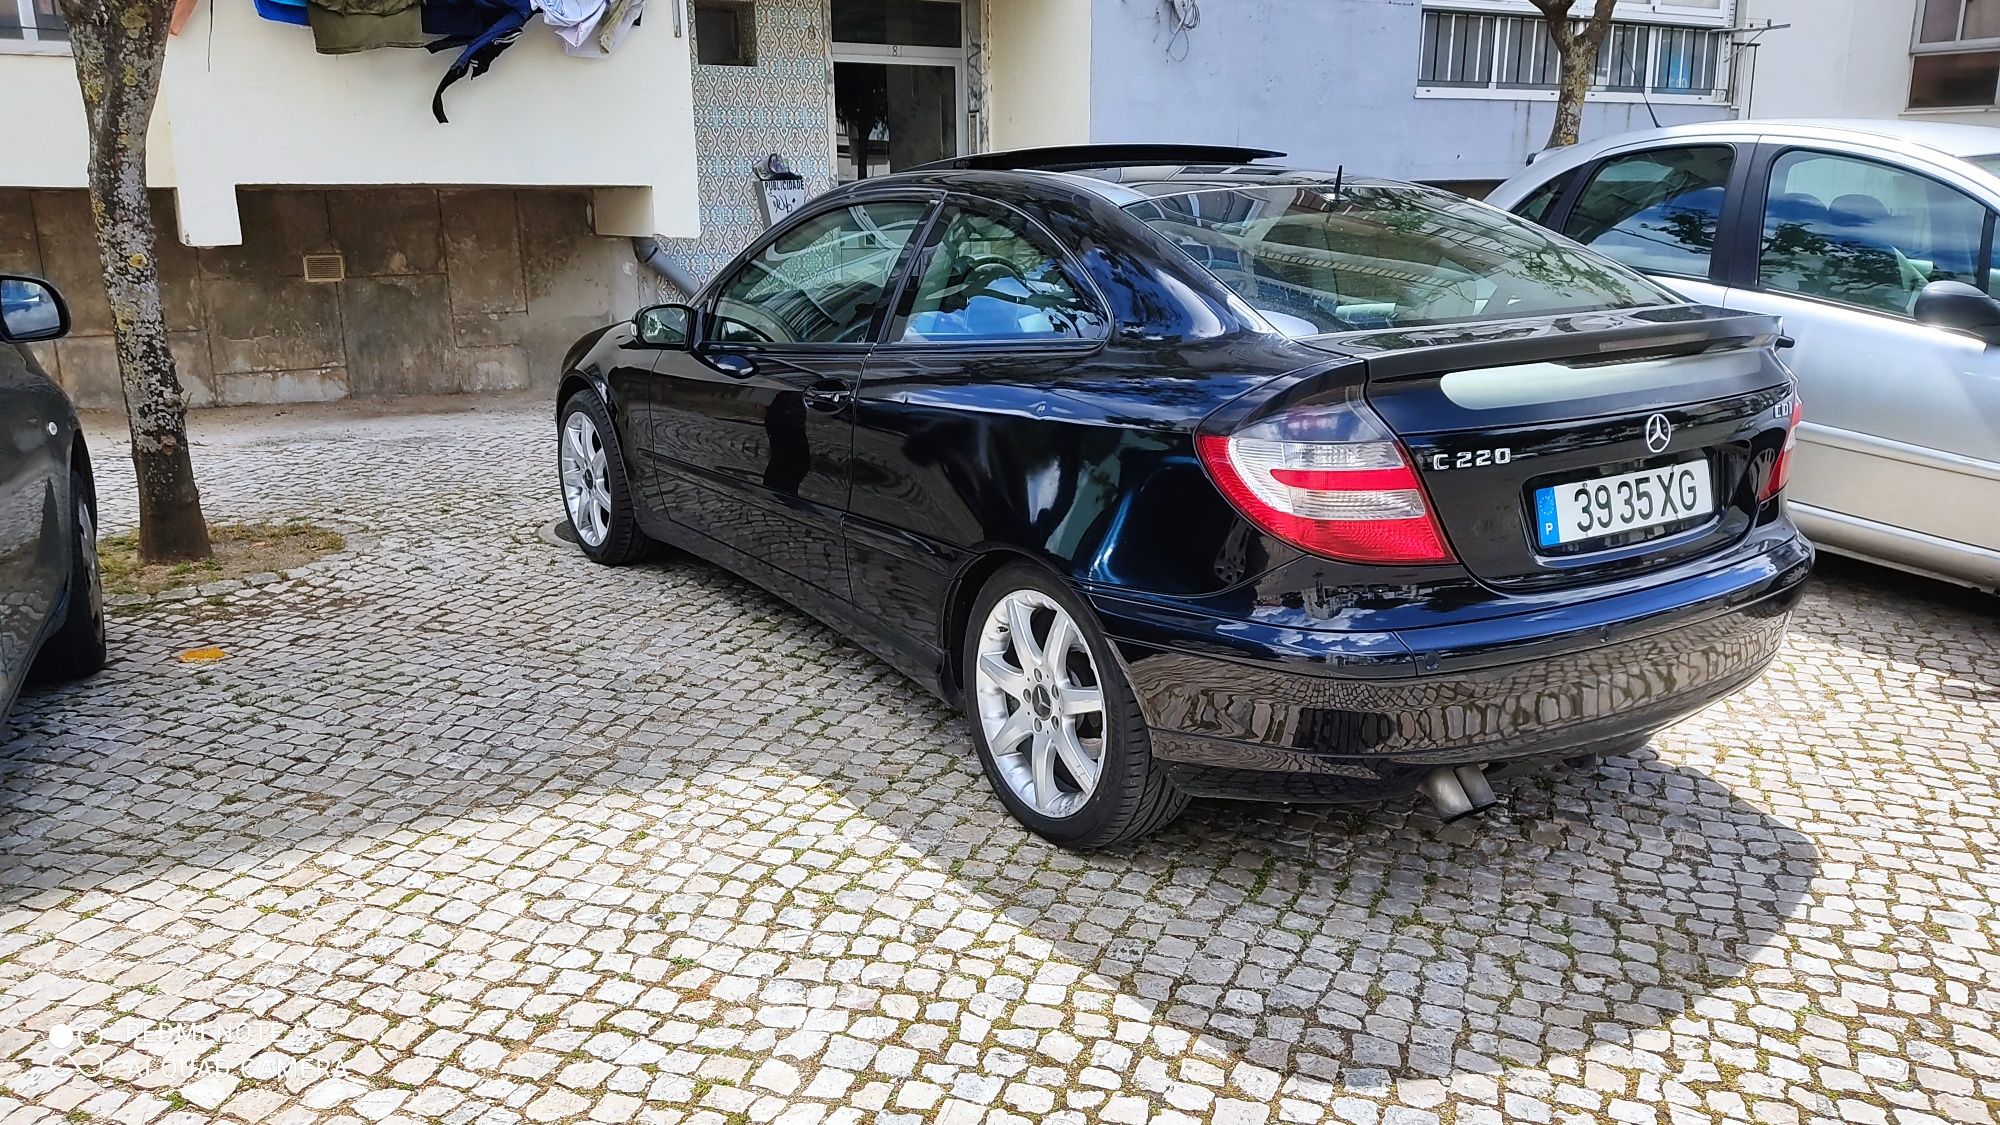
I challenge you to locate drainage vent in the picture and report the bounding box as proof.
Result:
[302,254,347,283]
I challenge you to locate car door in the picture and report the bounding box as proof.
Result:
[643,195,936,603]
[0,323,65,709]
[1719,144,2000,554]
[1541,141,1748,310]
[844,197,1113,677]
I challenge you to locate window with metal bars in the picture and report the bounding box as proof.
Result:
[1419,11,1727,97]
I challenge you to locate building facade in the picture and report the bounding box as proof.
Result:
[1739,0,2000,127]
[1,0,1743,410]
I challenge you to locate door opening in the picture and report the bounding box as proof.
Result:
[832,0,967,181]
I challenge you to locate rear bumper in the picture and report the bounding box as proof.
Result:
[1091,530,1813,802]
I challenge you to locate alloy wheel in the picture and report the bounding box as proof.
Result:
[76,497,103,637]
[560,410,613,548]
[973,589,1108,819]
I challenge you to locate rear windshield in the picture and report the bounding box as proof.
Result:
[1122,182,1676,336]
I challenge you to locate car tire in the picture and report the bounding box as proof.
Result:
[32,470,107,682]
[558,389,660,567]
[962,562,1188,849]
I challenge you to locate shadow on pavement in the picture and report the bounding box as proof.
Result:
[0,546,1818,1087]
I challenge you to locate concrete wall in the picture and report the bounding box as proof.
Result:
[1085,0,1735,184]
[0,0,701,247]
[1740,0,1993,125]
[0,187,645,412]
[988,0,1092,149]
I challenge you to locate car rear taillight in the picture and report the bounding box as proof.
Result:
[1759,397,1802,502]
[1197,397,1455,565]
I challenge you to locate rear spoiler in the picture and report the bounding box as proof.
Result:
[913,144,1286,173]
[1310,307,1787,383]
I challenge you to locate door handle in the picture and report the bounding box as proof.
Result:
[707,352,757,379]
[804,381,853,413]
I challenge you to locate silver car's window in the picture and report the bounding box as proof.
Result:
[1563,146,1734,280]
[1123,183,1674,336]
[1757,150,1991,317]
[711,201,929,344]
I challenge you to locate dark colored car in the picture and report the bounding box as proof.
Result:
[1,273,105,726]
[554,144,1811,849]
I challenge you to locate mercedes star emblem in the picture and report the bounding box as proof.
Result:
[1644,413,1673,454]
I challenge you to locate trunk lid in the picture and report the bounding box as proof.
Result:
[1306,306,1797,592]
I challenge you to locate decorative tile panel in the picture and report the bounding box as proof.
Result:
[648,0,838,293]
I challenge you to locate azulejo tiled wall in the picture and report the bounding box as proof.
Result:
[650,0,837,292]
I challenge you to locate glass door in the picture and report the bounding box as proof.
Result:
[831,0,967,181]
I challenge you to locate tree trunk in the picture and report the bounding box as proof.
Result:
[58,0,211,562]
[1535,0,1617,152]
[1549,48,1594,149]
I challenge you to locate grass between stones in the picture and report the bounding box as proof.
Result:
[99,519,346,596]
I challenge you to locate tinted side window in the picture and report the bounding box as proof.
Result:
[1512,169,1575,226]
[897,208,1107,343]
[711,200,929,344]
[1757,150,1988,317]
[1563,146,1734,278]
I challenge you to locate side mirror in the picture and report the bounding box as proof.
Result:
[635,303,696,349]
[1914,280,2000,345]
[0,274,69,343]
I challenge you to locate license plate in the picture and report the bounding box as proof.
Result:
[1534,460,1714,548]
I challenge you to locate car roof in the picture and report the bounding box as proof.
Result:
[1539,117,2000,163]
[823,162,1409,210]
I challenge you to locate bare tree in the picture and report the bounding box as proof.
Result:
[1530,0,1619,150]
[57,0,211,562]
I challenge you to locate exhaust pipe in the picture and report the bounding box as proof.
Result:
[1418,764,1499,822]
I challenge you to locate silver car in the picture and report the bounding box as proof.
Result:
[1488,118,2000,592]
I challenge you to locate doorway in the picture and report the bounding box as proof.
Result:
[832,0,967,181]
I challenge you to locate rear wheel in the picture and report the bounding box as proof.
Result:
[32,472,107,681]
[963,564,1187,849]
[558,390,658,566]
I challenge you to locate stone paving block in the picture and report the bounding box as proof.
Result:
[0,398,1995,1125]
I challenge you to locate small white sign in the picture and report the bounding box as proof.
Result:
[760,179,810,227]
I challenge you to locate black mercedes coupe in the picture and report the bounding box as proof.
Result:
[554,145,1810,848]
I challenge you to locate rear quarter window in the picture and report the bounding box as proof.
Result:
[1513,169,1576,226]
[1124,182,1675,336]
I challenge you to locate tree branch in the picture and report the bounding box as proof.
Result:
[1582,0,1619,42]
[1529,0,1576,47]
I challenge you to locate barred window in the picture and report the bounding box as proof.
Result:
[1495,16,1558,88]
[1418,11,1727,97]
[1654,26,1723,93]
[1593,23,1650,91]
[1419,11,1497,88]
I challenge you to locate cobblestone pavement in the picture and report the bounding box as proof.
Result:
[3,397,1997,1125]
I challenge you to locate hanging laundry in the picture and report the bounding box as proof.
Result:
[308,0,427,53]
[537,0,606,53]
[563,0,641,58]
[254,0,310,27]
[422,0,534,123]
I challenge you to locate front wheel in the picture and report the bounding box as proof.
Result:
[558,390,659,566]
[32,471,107,681]
[962,563,1188,849]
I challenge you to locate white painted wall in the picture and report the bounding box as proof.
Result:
[985,0,1091,150]
[1742,0,2000,126]
[0,1,700,246]
[1740,0,1914,118]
